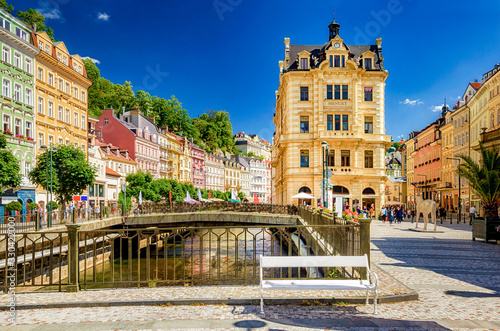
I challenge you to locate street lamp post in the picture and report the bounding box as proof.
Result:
[447,157,462,224]
[41,144,57,227]
[321,141,330,208]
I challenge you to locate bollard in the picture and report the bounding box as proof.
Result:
[359,218,372,279]
[72,209,76,224]
[66,224,82,292]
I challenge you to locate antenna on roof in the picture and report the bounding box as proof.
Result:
[333,8,335,20]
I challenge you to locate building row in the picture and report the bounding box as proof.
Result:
[0,9,273,215]
[93,109,273,208]
[404,62,500,216]
[0,9,91,215]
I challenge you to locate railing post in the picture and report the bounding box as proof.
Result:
[66,224,82,292]
[359,217,372,279]
[35,211,40,231]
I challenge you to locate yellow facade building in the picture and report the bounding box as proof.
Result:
[272,18,391,211]
[33,32,91,153]
[32,31,91,203]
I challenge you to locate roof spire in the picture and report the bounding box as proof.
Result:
[441,96,449,118]
[329,10,340,40]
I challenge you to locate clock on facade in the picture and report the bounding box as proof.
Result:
[334,43,340,48]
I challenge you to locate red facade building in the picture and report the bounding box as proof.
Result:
[95,109,160,178]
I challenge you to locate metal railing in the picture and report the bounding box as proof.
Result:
[0,208,123,233]
[0,205,369,292]
[134,202,297,216]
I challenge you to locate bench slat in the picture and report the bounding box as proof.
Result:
[260,255,368,268]
[262,279,375,290]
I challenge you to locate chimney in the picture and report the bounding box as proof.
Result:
[149,116,155,123]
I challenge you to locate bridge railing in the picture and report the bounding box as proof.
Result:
[132,202,298,216]
[0,223,363,292]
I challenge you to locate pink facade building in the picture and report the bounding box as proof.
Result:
[414,120,443,201]
[191,144,205,189]
[95,109,160,178]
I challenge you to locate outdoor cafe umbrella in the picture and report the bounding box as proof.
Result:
[385,200,405,205]
[291,192,316,200]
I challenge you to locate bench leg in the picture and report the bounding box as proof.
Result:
[260,288,264,314]
[373,289,378,315]
[365,290,369,305]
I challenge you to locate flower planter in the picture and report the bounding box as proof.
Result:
[472,216,500,243]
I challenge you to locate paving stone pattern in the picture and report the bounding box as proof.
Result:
[1,220,499,330]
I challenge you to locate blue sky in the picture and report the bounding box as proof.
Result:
[12,0,500,142]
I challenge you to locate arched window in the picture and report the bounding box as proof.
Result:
[332,186,349,194]
[362,188,375,195]
[298,186,311,193]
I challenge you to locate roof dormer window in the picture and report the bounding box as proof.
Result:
[57,53,61,61]
[364,58,372,70]
[38,41,43,50]
[300,58,308,70]
[45,45,50,54]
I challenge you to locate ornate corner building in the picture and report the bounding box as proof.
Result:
[272,18,391,210]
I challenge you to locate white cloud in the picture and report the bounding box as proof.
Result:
[431,105,444,112]
[37,1,64,21]
[81,56,100,65]
[399,98,424,106]
[97,12,110,21]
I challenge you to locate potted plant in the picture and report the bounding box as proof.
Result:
[5,201,23,215]
[3,129,12,136]
[457,143,500,243]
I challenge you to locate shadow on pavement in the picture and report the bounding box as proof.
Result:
[445,290,500,298]
[371,234,500,295]
[232,306,453,330]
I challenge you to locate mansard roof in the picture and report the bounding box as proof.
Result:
[287,42,382,71]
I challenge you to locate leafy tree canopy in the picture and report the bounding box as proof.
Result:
[457,143,500,221]
[29,145,97,205]
[0,135,21,193]
[0,0,13,13]
[192,110,235,154]
[16,7,56,41]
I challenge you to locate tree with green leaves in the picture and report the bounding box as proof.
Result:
[83,58,113,117]
[0,0,13,13]
[5,200,22,214]
[110,81,137,114]
[0,135,21,194]
[125,170,160,202]
[193,110,235,154]
[29,145,97,206]
[16,8,56,41]
[457,143,500,221]
[153,96,199,139]
[135,90,153,116]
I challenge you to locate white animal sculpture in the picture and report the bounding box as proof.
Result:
[415,194,437,231]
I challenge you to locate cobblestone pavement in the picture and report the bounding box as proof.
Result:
[1,219,499,330]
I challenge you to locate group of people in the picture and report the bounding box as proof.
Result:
[380,205,415,225]
[33,202,121,228]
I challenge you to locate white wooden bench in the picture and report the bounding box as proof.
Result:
[259,254,379,314]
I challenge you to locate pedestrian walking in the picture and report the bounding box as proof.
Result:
[95,205,101,218]
[38,204,43,229]
[439,205,446,224]
[396,206,403,224]
[381,206,387,223]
